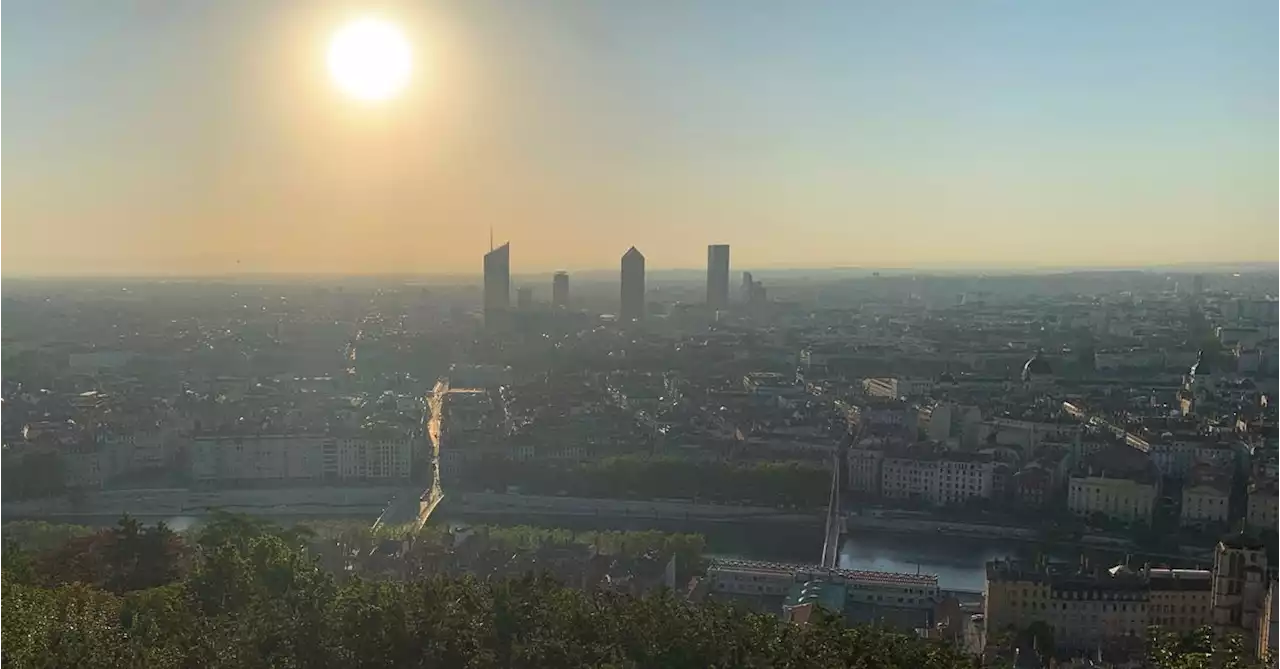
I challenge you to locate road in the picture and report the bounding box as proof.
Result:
[413,378,449,530]
[373,378,448,531]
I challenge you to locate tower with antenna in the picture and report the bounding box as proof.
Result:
[482,232,510,327]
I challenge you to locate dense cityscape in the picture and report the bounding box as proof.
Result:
[3,246,1277,666]
[5,1,1276,667]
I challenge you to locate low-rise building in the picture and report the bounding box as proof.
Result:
[707,558,939,611]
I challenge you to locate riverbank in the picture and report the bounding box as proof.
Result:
[3,488,1212,573]
[3,488,824,525]
[1,486,408,521]
[446,492,824,525]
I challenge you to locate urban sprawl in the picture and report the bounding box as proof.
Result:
[3,248,1277,665]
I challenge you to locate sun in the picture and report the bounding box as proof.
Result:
[327,17,412,103]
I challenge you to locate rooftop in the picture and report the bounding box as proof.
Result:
[709,558,939,586]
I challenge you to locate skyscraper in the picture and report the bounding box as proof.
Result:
[483,242,510,325]
[706,244,730,310]
[516,286,533,309]
[552,271,569,308]
[620,246,645,321]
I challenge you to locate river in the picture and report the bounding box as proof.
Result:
[430,511,1056,592]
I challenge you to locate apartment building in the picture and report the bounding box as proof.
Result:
[1180,464,1232,529]
[880,444,993,506]
[1067,474,1158,525]
[985,415,1082,458]
[846,445,885,497]
[1147,434,1242,480]
[191,432,413,484]
[1067,446,1160,525]
[1246,478,1278,532]
[985,536,1273,658]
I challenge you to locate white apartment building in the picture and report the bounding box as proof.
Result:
[191,433,412,483]
[881,456,937,502]
[1180,479,1231,528]
[1068,475,1158,525]
[1181,487,1230,526]
[881,448,993,506]
[936,457,995,505]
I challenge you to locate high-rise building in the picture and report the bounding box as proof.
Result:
[707,244,730,310]
[620,246,645,321]
[483,242,510,324]
[516,286,533,309]
[552,271,569,308]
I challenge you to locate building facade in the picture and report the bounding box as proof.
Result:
[552,271,569,308]
[880,446,993,506]
[1067,475,1158,525]
[190,433,413,484]
[620,246,645,321]
[707,559,939,610]
[706,244,730,310]
[985,536,1273,658]
[846,446,885,497]
[483,242,511,325]
[1247,479,1278,532]
[1180,466,1231,528]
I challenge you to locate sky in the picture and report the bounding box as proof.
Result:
[4,0,1277,276]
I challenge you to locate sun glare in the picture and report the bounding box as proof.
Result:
[327,18,412,103]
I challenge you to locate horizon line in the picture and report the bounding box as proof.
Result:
[4,260,1276,282]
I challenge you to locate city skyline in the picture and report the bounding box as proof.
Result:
[4,0,1277,277]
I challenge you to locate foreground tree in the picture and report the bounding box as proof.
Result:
[3,515,976,669]
[27,516,187,593]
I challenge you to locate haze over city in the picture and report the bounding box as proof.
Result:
[4,3,1280,667]
[4,0,1277,277]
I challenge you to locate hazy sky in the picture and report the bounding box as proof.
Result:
[4,0,1277,276]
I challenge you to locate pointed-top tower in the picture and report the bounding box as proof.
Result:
[620,246,645,321]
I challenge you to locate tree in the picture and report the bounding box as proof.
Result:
[4,514,979,669]
[1145,625,1267,669]
[30,516,188,593]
